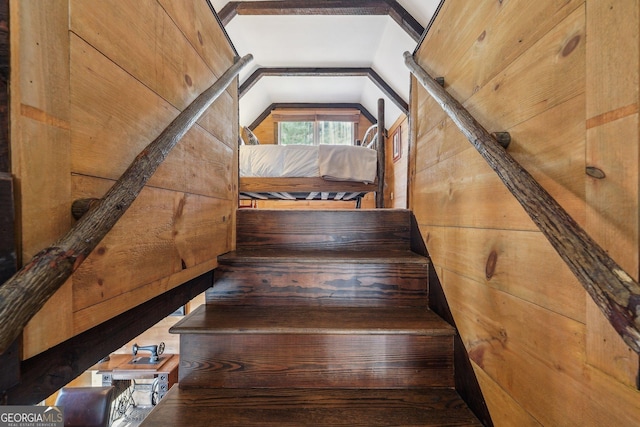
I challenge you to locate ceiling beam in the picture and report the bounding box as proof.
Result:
[382,0,424,42]
[239,67,408,113]
[365,67,409,113]
[218,0,424,41]
[249,103,378,130]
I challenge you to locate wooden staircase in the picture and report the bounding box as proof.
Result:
[140,209,482,426]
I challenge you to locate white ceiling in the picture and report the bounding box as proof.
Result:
[209,1,441,128]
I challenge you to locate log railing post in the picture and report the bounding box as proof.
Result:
[0,54,253,354]
[376,98,385,208]
[404,51,640,354]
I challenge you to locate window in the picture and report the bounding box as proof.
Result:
[274,110,360,146]
[279,121,354,146]
[279,121,315,145]
[318,121,354,145]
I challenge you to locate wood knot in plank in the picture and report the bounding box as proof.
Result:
[485,250,498,279]
[562,34,581,57]
[586,166,606,179]
[468,345,485,368]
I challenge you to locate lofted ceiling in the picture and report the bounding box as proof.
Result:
[208,1,442,128]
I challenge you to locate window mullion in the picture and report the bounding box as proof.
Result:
[314,121,319,145]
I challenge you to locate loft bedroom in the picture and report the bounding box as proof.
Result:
[216,0,437,209]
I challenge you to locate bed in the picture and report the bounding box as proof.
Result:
[240,143,379,205]
[239,115,385,208]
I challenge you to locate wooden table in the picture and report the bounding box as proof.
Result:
[92,353,179,403]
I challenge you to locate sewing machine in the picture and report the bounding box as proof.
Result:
[92,345,178,417]
[130,342,165,364]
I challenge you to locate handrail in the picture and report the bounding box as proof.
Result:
[404,51,640,354]
[0,53,253,354]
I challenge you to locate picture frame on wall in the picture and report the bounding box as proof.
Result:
[393,128,401,162]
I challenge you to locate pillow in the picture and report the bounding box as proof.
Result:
[243,126,260,145]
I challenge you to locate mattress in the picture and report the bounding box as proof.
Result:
[240,144,378,183]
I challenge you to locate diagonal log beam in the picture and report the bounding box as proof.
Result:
[366,68,409,113]
[405,51,640,354]
[218,0,424,41]
[0,54,253,354]
[239,67,408,114]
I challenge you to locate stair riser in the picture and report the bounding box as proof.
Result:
[209,263,428,307]
[237,209,411,251]
[178,334,454,389]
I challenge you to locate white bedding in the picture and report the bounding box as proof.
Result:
[240,144,377,183]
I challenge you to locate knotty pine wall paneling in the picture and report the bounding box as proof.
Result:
[12,0,237,358]
[411,0,640,425]
[584,0,640,389]
[252,114,276,145]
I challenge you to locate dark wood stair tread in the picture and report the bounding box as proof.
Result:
[170,305,455,336]
[218,248,429,265]
[140,386,482,426]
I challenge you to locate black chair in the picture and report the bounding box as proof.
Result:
[54,386,115,427]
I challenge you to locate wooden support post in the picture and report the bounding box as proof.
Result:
[0,54,253,354]
[404,51,640,354]
[376,98,385,208]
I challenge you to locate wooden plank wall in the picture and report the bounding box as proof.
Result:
[251,114,277,145]
[10,0,237,358]
[411,0,640,425]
